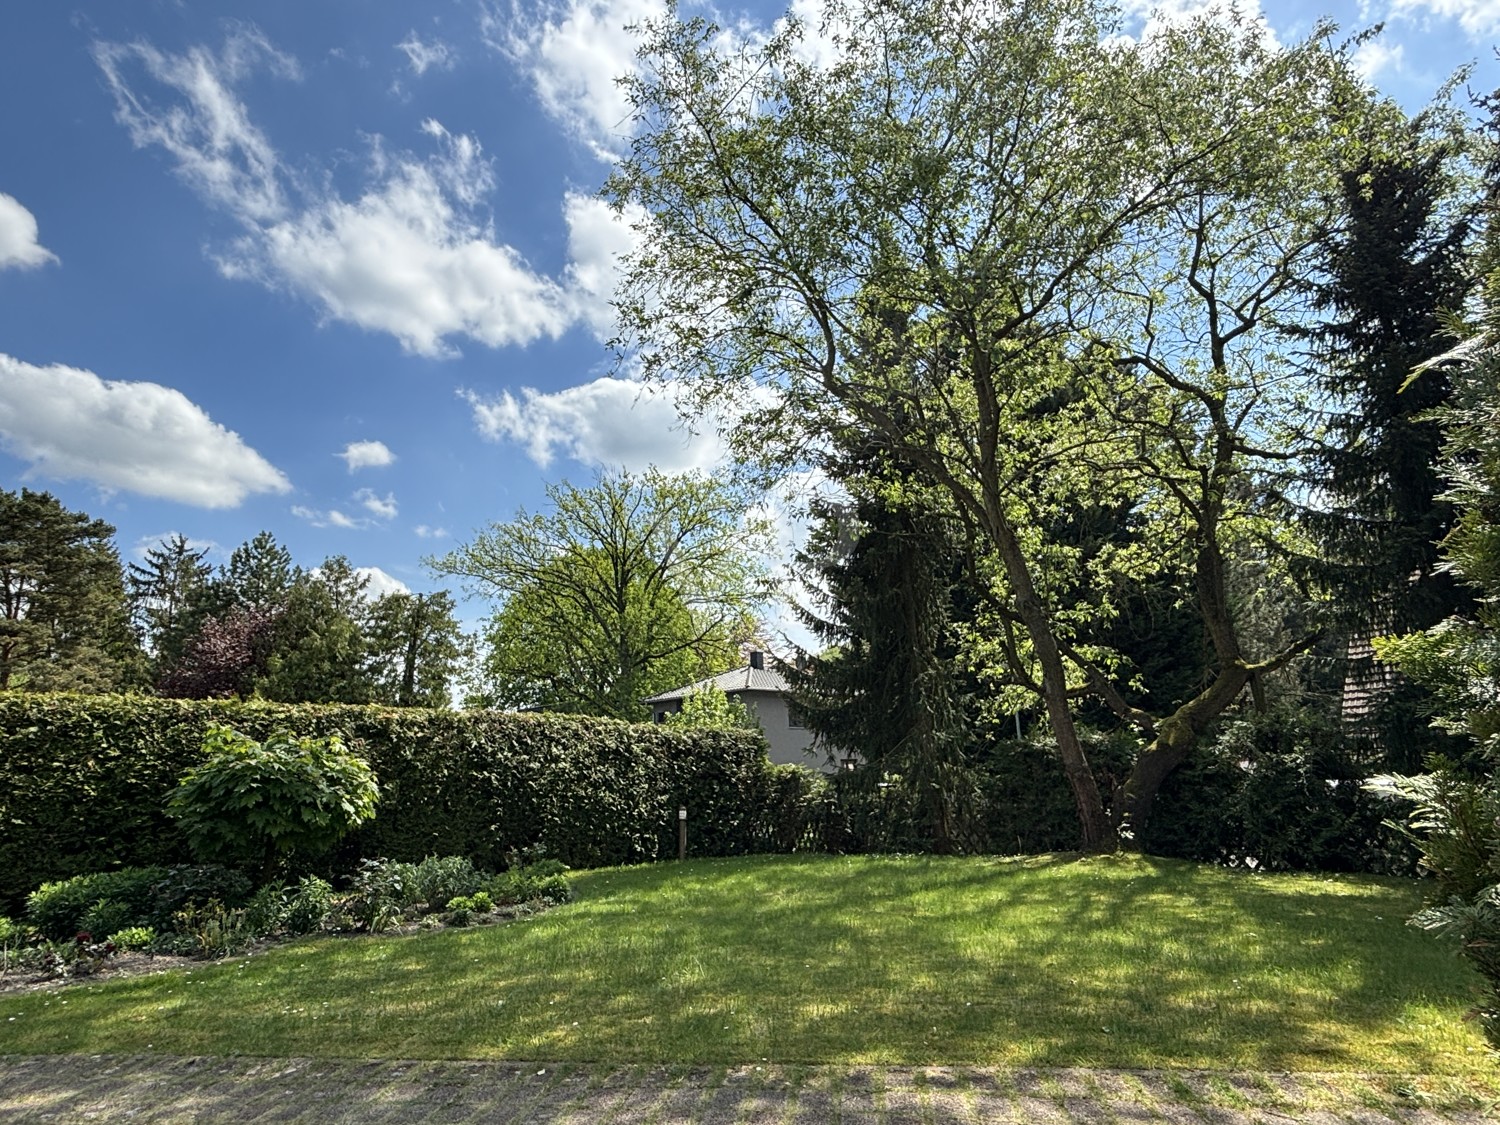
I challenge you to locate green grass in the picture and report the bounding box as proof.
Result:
[0,853,1492,1078]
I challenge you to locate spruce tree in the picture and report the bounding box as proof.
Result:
[1304,130,1476,767]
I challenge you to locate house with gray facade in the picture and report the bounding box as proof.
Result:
[644,651,840,772]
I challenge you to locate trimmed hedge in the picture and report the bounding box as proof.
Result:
[0,694,777,913]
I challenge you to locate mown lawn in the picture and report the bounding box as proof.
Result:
[0,853,1491,1078]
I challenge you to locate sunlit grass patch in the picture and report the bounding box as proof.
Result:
[0,853,1492,1083]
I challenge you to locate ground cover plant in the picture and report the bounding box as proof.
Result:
[0,854,1491,1088]
[1,854,572,983]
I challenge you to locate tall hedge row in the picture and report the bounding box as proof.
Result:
[0,694,778,913]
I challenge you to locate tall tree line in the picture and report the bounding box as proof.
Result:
[0,495,468,708]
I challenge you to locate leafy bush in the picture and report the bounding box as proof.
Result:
[340,858,422,932]
[107,926,155,950]
[413,855,483,908]
[487,863,573,906]
[80,898,137,942]
[171,900,256,958]
[443,891,493,927]
[23,864,256,941]
[26,868,166,941]
[284,876,336,936]
[166,726,380,880]
[1147,711,1413,874]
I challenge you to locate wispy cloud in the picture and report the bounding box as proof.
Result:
[397,32,455,75]
[93,27,619,357]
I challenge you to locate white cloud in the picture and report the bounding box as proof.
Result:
[355,565,409,599]
[0,353,291,507]
[0,193,58,270]
[338,439,396,471]
[308,562,410,599]
[397,32,455,75]
[1353,37,1404,80]
[563,192,644,339]
[1386,0,1500,37]
[414,524,450,539]
[93,28,297,223]
[461,376,727,472]
[355,488,399,519]
[96,30,577,358]
[485,0,661,160]
[222,121,572,356]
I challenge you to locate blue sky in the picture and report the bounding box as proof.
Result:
[0,0,1495,642]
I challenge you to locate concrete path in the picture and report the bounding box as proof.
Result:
[0,1056,1494,1123]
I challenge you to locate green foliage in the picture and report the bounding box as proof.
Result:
[790,481,980,852]
[172,900,258,958]
[25,867,167,941]
[22,863,255,941]
[0,693,783,914]
[433,469,770,719]
[443,891,494,926]
[663,685,758,731]
[0,488,143,693]
[364,591,468,708]
[412,854,484,907]
[341,858,422,932]
[257,559,373,705]
[166,726,380,878]
[486,863,573,907]
[1147,712,1410,874]
[284,876,335,936]
[107,925,155,951]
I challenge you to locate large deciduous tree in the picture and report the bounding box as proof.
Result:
[432,470,771,720]
[608,0,1384,847]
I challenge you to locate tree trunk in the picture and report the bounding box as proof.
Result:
[990,516,1117,852]
[1116,664,1252,846]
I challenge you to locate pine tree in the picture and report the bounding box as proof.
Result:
[1303,128,1476,766]
[0,489,142,691]
[127,533,212,667]
[789,481,978,852]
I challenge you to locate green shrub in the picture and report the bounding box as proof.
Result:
[172,900,255,958]
[166,727,380,880]
[487,866,573,906]
[413,855,483,907]
[341,858,421,932]
[107,926,155,950]
[26,868,167,941]
[80,898,136,941]
[148,865,255,923]
[284,876,336,935]
[443,891,493,926]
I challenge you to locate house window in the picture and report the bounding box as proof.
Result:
[788,704,806,729]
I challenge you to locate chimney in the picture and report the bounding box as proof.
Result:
[748,650,764,670]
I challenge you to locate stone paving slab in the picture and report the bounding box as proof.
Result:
[0,1055,1494,1124]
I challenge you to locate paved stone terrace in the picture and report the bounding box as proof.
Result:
[0,1056,1495,1123]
